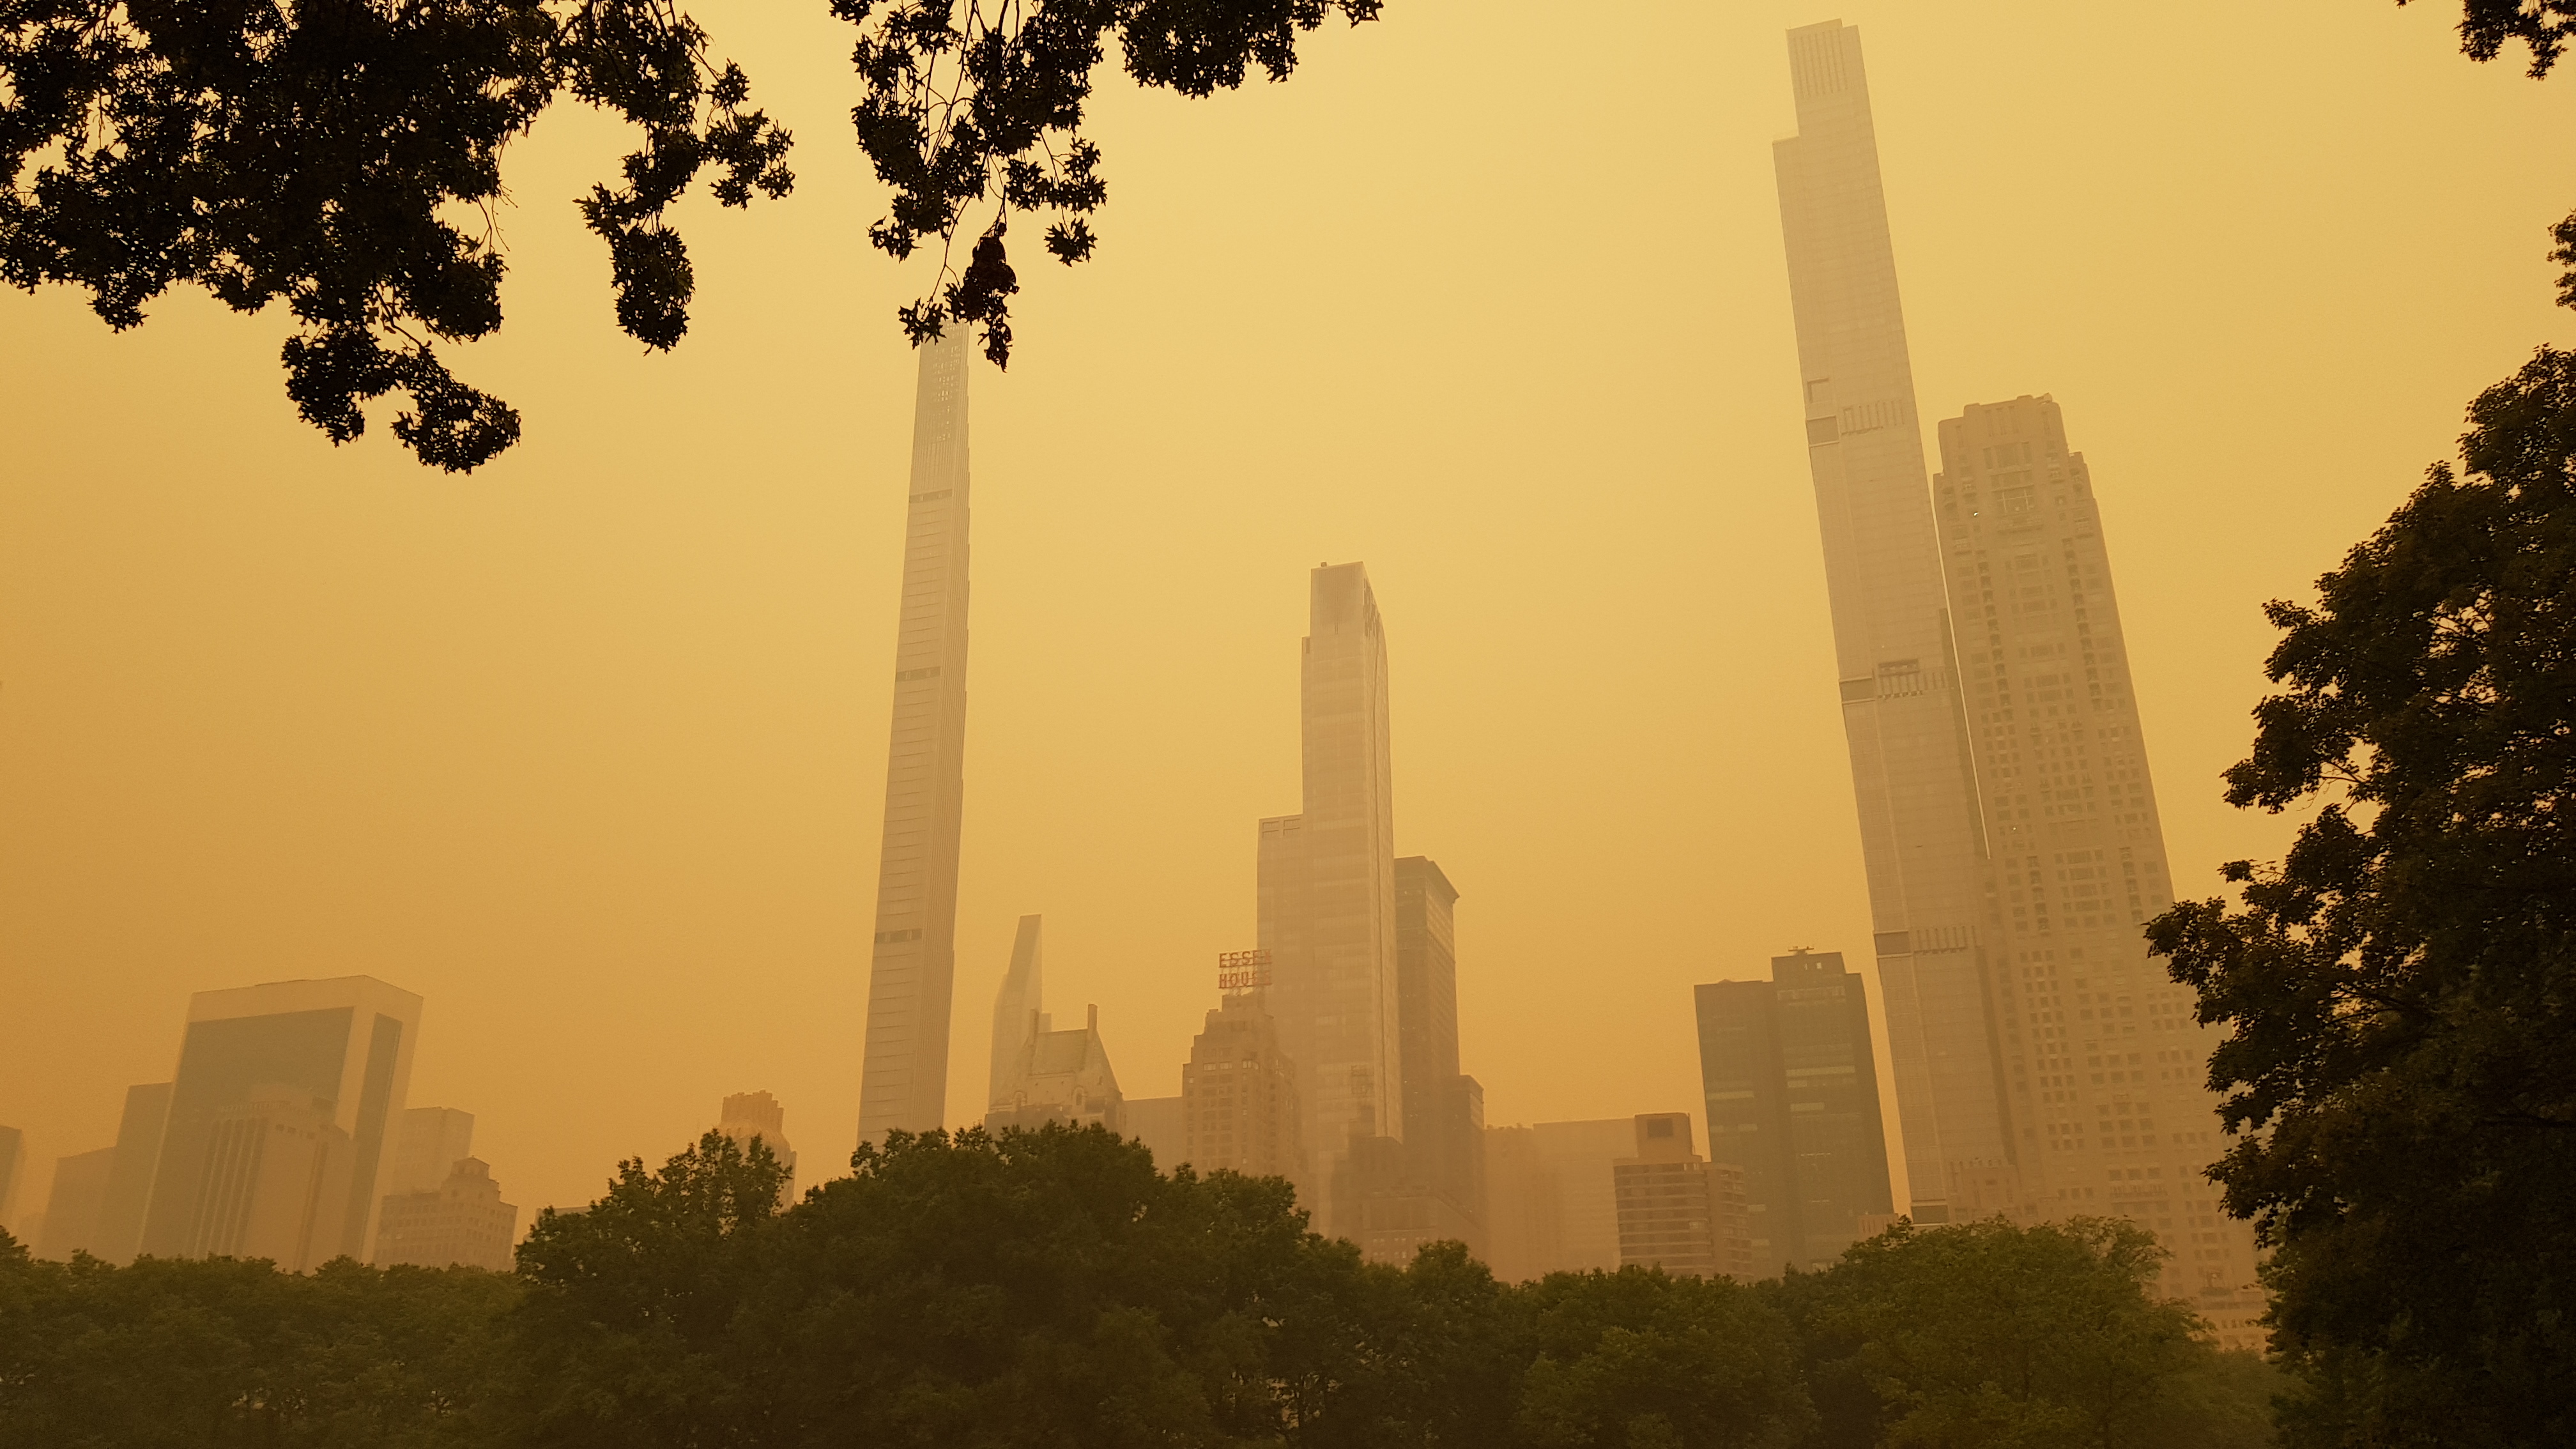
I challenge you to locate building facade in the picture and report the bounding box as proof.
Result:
[386,1107,477,1197]
[1181,992,1302,1182]
[36,1147,116,1261]
[374,1158,518,1272]
[138,976,420,1268]
[986,1005,1124,1135]
[1123,1095,1186,1172]
[1259,563,1404,1232]
[1775,19,2009,1225]
[1772,22,2264,1345]
[859,331,975,1144]
[986,915,1049,1114]
[1933,395,2262,1337]
[717,1091,799,1199]
[1695,949,1894,1272]
[1394,857,1485,1253]
[1612,1113,1752,1281]
[91,1082,171,1264]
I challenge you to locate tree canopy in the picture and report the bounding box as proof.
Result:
[2149,346,2576,1448]
[0,1124,2279,1449]
[0,0,1377,470]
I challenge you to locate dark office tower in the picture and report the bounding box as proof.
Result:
[92,1082,172,1264]
[1395,856,1485,1251]
[1935,396,2262,1345]
[1696,950,1894,1272]
[1774,19,2009,1223]
[139,976,422,1268]
[859,330,974,1144]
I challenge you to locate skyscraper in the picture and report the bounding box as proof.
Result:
[1333,855,1486,1263]
[138,976,420,1268]
[859,332,974,1144]
[1695,949,1894,1271]
[92,1082,171,1264]
[1774,19,2015,1223]
[1396,857,1483,1238]
[986,915,1048,1114]
[1259,563,1403,1230]
[36,1147,115,1260]
[1934,395,2262,1340]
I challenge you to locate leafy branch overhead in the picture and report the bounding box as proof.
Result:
[0,0,792,472]
[831,0,1381,368]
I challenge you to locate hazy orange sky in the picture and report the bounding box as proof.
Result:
[4,1,2570,1226]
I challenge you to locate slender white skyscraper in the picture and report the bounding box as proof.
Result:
[1774,20,2012,1222]
[858,332,974,1143]
[986,914,1048,1114]
[1260,563,1404,1229]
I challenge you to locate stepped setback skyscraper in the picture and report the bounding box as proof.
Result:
[1775,19,2012,1222]
[858,332,974,1143]
[1260,563,1404,1230]
[1934,395,2262,1344]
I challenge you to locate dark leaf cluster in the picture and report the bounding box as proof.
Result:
[0,0,792,471]
[831,0,1379,367]
[2147,346,2576,1446]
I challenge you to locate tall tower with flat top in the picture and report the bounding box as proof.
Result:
[857,332,974,1144]
[1774,20,2012,1222]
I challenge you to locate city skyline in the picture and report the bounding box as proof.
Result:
[4,1,2554,1226]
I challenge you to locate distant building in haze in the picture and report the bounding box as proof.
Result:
[1612,1112,1752,1281]
[1772,19,2260,1346]
[1123,1095,1186,1172]
[1695,949,1894,1272]
[1393,857,1485,1254]
[986,1005,1124,1135]
[716,1091,799,1199]
[138,976,420,1269]
[1775,17,1998,1227]
[36,1147,116,1261]
[0,1126,21,1236]
[1481,1117,1662,1280]
[1260,564,1404,1235]
[858,330,976,1146]
[1182,991,1301,1182]
[986,916,1050,1114]
[1934,395,2261,1338]
[374,1158,517,1272]
[387,1108,477,1196]
[92,1082,172,1264]
[1335,857,1486,1266]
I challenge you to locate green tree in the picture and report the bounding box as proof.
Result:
[2148,348,2576,1447]
[1810,1218,2214,1449]
[1510,1266,1812,1449]
[2,0,1379,470]
[0,1228,518,1449]
[501,1127,793,1448]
